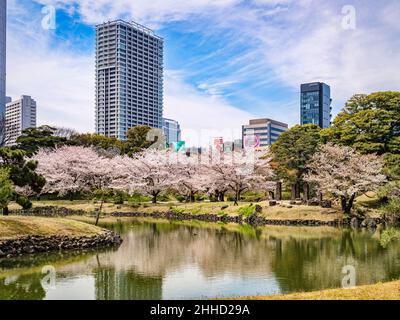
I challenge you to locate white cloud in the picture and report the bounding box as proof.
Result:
[164,71,255,147]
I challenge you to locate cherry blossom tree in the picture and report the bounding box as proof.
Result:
[112,148,177,204]
[206,149,274,205]
[169,151,213,202]
[34,146,116,197]
[35,146,122,224]
[305,143,387,214]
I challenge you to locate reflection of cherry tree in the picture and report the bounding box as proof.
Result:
[305,143,386,213]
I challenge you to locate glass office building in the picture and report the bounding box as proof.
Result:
[95,20,164,140]
[300,82,332,128]
[162,118,181,146]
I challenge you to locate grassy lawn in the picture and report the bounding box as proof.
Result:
[238,280,400,300]
[9,200,343,222]
[0,216,106,240]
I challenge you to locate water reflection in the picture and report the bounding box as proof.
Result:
[1,219,400,300]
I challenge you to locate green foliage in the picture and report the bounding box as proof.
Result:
[271,124,322,183]
[237,205,256,217]
[15,195,33,210]
[169,206,185,214]
[380,228,400,248]
[324,92,400,178]
[68,133,125,154]
[382,198,400,223]
[0,168,12,209]
[113,191,125,205]
[0,147,45,195]
[16,125,66,155]
[125,125,153,155]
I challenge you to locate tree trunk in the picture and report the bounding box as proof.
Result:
[276,182,282,201]
[3,206,9,216]
[219,191,225,202]
[95,199,104,226]
[269,191,275,200]
[190,191,195,202]
[295,182,301,199]
[303,182,309,202]
[346,193,356,214]
[341,196,347,213]
[319,192,323,202]
[234,189,239,206]
[152,192,158,204]
[291,184,296,201]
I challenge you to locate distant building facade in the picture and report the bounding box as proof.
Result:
[300,82,332,128]
[162,118,181,146]
[0,0,6,115]
[242,118,288,147]
[5,95,37,145]
[95,20,164,140]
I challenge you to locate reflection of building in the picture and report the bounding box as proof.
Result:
[95,267,162,300]
[5,95,37,146]
[0,0,6,115]
[242,118,288,147]
[300,82,332,128]
[95,20,164,140]
[162,118,181,146]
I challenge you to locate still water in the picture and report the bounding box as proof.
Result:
[1,218,400,300]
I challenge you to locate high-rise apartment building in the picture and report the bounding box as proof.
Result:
[0,0,6,115]
[95,20,164,140]
[5,95,37,145]
[162,118,181,146]
[242,118,288,147]
[300,82,332,128]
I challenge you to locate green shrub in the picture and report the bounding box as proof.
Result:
[237,205,255,217]
[175,194,186,203]
[170,206,185,214]
[380,228,400,248]
[382,198,400,224]
[16,196,32,210]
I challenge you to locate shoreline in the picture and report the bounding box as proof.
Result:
[0,216,123,258]
[236,280,400,300]
[9,204,385,228]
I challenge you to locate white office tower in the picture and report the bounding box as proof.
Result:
[95,20,164,140]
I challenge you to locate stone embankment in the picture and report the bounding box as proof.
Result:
[0,231,122,258]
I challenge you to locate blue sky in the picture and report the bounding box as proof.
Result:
[6,0,400,146]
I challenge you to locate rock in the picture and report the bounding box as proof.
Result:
[254,205,263,213]
[269,201,277,206]
[321,200,332,208]
[361,218,377,229]
[307,200,320,206]
[221,205,229,210]
[289,201,296,205]
[22,246,35,254]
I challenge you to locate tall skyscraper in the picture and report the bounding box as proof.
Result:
[242,118,288,147]
[5,95,37,146]
[300,82,332,128]
[95,20,164,140]
[162,118,181,146]
[0,0,6,116]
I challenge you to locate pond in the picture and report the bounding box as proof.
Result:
[1,218,400,300]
